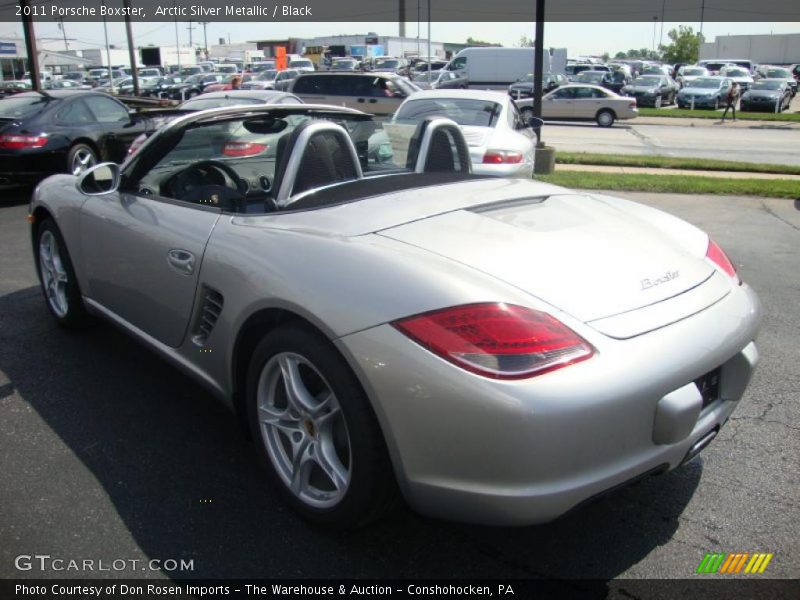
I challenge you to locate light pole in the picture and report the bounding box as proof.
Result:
[659,0,666,49]
[652,16,658,54]
[200,22,209,60]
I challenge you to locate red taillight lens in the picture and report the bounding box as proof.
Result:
[482,150,524,164]
[629,101,637,109]
[706,238,741,284]
[0,134,48,149]
[222,141,268,157]
[127,133,147,156]
[393,303,594,379]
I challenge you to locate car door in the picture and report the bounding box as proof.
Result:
[83,95,146,163]
[571,86,603,118]
[543,87,575,118]
[79,128,225,347]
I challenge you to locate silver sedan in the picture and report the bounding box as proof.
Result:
[30,105,760,527]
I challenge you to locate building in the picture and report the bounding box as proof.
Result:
[699,33,800,64]
[249,34,446,60]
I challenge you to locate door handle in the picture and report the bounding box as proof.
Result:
[357,98,366,103]
[167,249,195,275]
[368,99,378,103]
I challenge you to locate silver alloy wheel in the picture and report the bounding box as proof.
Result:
[38,230,69,317]
[597,111,614,127]
[71,148,95,175]
[257,352,352,508]
[655,95,662,108]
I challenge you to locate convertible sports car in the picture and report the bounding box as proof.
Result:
[30,105,760,527]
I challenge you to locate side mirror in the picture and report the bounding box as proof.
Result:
[77,162,120,196]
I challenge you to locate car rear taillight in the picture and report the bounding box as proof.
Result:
[628,101,637,109]
[706,238,741,285]
[222,142,268,157]
[482,150,524,164]
[0,134,48,149]
[127,133,147,156]
[392,303,594,379]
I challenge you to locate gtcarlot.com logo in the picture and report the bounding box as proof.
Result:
[14,554,194,573]
[696,552,774,574]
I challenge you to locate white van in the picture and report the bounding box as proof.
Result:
[446,47,566,88]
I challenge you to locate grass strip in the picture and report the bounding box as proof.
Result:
[637,107,800,121]
[537,172,800,199]
[555,152,800,175]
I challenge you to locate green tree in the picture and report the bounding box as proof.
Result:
[466,37,500,47]
[659,26,704,64]
[601,52,610,62]
[615,51,627,59]
[519,35,535,48]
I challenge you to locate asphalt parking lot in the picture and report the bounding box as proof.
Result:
[0,186,798,587]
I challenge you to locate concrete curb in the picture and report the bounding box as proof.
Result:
[631,116,800,130]
[555,163,800,181]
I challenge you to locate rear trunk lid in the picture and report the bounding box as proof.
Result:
[378,193,717,327]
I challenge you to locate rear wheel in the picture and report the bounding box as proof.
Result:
[596,109,615,127]
[246,324,397,528]
[35,219,90,328]
[66,143,97,176]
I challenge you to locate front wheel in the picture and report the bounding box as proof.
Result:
[35,219,90,328]
[654,95,662,109]
[246,325,396,528]
[596,109,615,127]
[67,143,97,176]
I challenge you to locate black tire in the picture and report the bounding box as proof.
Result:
[35,219,90,328]
[246,324,397,528]
[66,143,97,176]
[596,109,615,127]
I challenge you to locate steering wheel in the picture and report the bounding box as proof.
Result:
[169,160,249,211]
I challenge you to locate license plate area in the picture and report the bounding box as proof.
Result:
[695,367,721,410]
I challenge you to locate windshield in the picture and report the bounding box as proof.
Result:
[767,68,790,78]
[394,98,502,128]
[683,68,706,76]
[517,74,534,83]
[375,59,399,69]
[632,76,661,86]
[256,70,278,81]
[290,60,313,68]
[576,72,605,83]
[218,65,238,73]
[89,69,107,77]
[686,78,721,89]
[332,60,356,70]
[0,96,50,119]
[725,68,749,77]
[752,80,783,90]
[184,75,203,84]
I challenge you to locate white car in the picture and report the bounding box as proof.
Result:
[719,66,755,92]
[391,89,536,178]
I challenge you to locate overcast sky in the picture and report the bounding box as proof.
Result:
[0,20,797,56]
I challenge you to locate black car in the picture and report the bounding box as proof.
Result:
[508,73,568,98]
[740,79,793,112]
[622,75,679,107]
[606,70,632,94]
[0,91,153,185]
[138,76,184,98]
[162,74,223,100]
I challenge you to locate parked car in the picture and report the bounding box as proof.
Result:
[202,74,254,93]
[676,77,732,109]
[411,69,468,90]
[241,70,279,90]
[289,58,315,73]
[605,70,632,94]
[756,66,797,96]
[137,68,162,78]
[0,81,31,98]
[719,66,754,92]
[392,89,536,178]
[163,73,224,100]
[574,70,614,88]
[565,63,596,81]
[289,72,420,115]
[370,57,409,76]
[739,79,793,112]
[46,80,92,91]
[94,77,132,94]
[507,73,568,98]
[216,63,240,75]
[29,103,760,528]
[250,61,276,73]
[0,91,153,184]
[61,72,85,83]
[676,66,710,88]
[330,58,359,72]
[139,76,184,98]
[272,70,301,92]
[413,60,449,72]
[181,66,205,77]
[517,84,639,127]
[622,75,678,107]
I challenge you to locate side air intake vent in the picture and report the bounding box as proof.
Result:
[192,287,224,346]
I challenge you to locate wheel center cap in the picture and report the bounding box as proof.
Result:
[303,418,316,437]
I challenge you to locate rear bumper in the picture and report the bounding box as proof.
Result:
[337,283,760,526]
[0,151,68,185]
[472,160,534,179]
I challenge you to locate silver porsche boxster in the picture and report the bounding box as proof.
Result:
[30,104,761,527]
